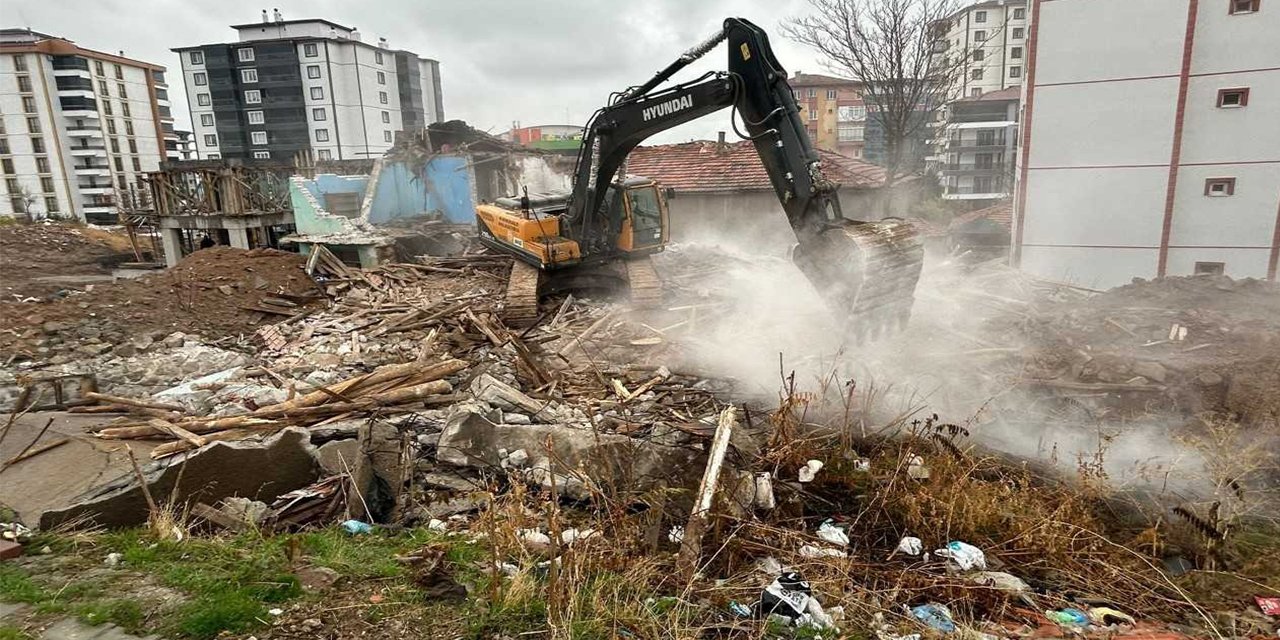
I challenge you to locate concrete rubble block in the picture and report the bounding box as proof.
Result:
[40,428,320,530]
[436,410,704,500]
[152,367,245,413]
[315,439,360,476]
[470,373,569,424]
[348,420,405,523]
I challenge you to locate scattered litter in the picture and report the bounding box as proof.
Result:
[1254,596,1280,617]
[753,472,776,509]
[1046,608,1090,627]
[518,528,553,552]
[816,520,849,546]
[799,544,846,558]
[667,525,685,544]
[1089,606,1135,626]
[798,459,824,483]
[852,458,871,472]
[906,455,930,480]
[341,520,373,535]
[755,556,783,576]
[729,601,752,617]
[104,552,123,566]
[0,523,31,542]
[268,608,284,616]
[935,540,986,571]
[495,562,520,577]
[758,572,812,621]
[560,528,598,545]
[910,603,956,633]
[894,536,923,557]
[427,518,448,532]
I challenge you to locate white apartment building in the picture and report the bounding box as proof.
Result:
[939,86,1019,200]
[174,14,443,162]
[0,29,173,223]
[935,0,1029,100]
[1013,0,1279,288]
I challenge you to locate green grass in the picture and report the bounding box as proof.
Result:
[0,625,35,640]
[0,567,44,605]
[72,599,145,632]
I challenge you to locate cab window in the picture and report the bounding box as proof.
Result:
[626,187,662,232]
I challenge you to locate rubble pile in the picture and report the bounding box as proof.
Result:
[0,247,322,365]
[0,222,138,301]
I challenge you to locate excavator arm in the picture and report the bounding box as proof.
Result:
[567,18,923,340]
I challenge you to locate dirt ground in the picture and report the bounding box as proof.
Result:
[0,247,322,362]
[0,223,143,302]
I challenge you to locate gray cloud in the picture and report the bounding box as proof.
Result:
[11,0,825,143]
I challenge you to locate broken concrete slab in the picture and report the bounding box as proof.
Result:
[436,410,704,500]
[315,439,359,476]
[40,428,319,530]
[470,373,569,424]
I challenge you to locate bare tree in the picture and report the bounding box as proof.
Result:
[784,0,972,193]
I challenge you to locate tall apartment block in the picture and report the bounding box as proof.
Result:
[933,0,1028,100]
[789,72,867,159]
[174,14,443,161]
[939,87,1019,201]
[0,29,173,223]
[1013,0,1279,287]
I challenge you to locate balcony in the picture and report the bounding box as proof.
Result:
[55,75,94,92]
[939,162,1007,175]
[942,184,1010,200]
[74,165,111,177]
[66,128,105,139]
[69,145,107,156]
[947,140,1008,152]
[78,185,114,195]
[51,55,89,72]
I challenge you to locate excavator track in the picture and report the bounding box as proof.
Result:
[624,256,663,309]
[502,260,542,327]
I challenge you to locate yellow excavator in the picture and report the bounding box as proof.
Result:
[476,18,923,341]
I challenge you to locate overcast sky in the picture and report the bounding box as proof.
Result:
[11,0,835,144]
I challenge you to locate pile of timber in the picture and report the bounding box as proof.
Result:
[88,358,468,459]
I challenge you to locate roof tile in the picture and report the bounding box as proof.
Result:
[627,140,887,193]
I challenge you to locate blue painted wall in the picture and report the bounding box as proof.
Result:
[368,156,475,224]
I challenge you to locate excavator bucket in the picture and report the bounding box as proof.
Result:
[791,219,924,343]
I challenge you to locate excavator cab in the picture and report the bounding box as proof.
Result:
[615,178,668,255]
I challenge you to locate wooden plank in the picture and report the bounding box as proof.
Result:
[677,407,736,580]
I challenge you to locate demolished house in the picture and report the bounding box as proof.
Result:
[281,121,574,267]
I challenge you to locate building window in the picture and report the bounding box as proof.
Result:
[310,86,324,100]
[1013,7,1026,19]
[27,117,41,134]
[317,149,332,160]
[125,121,134,135]
[379,91,388,104]
[200,114,215,127]
[189,51,204,65]
[1,159,13,174]
[973,30,986,41]
[253,151,271,159]
[315,129,330,142]
[17,75,32,93]
[207,154,220,159]
[823,89,836,100]
[41,177,55,193]
[117,83,127,99]
[128,139,137,153]
[1204,177,1236,196]
[304,43,318,57]
[375,51,384,65]
[97,79,108,95]
[807,88,816,98]
[1229,0,1261,13]
[44,196,59,213]
[1194,261,1226,275]
[384,130,392,142]
[973,49,985,61]
[94,60,105,75]
[837,124,864,142]
[1013,27,1025,39]
[241,69,259,83]
[242,111,262,126]
[809,108,818,120]
[312,107,326,121]
[103,101,113,116]
[375,71,385,85]
[113,64,122,79]
[975,10,987,22]
[1010,66,1022,78]
[251,131,268,145]
[193,72,207,86]
[1216,87,1249,107]
[132,157,141,172]
[244,89,262,104]
[22,97,36,113]
[35,157,50,173]
[121,102,130,117]
[381,111,390,124]
[12,55,27,71]
[204,134,217,146]
[31,137,44,153]
[114,156,123,171]
[238,47,255,62]
[107,120,117,135]
[0,140,8,155]
[110,138,120,153]
[971,68,984,80]
[1011,46,1023,59]
[197,93,211,106]
[307,65,321,79]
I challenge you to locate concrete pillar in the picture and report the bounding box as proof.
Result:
[227,227,251,249]
[160,228,184,267]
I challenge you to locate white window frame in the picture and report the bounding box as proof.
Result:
[1010,66,1022,78]
[200,114,214,126]
[303,43,318,57]
[251,131,268,145]
[317,149,332,160]
[975,10,987,22]
[253,151,271,159]
[381,111,390,124]
[244,89,262,104]
[196,93,211,106]
[310,86,324,100]
[193,71,207,86]
[312,107,327,121]
[377,71,386,85]
[241,68,259,83]
[973,30,986,41]
[307,65,321,79]
[375,51,384,65]
[384,130,392,142]
[247,110,264,125]
[1013,7,1025,19]
[1012,27,1024,39]
[203,134,217,146]
[237,48,255,62]
[826,89,837,99]
[189,51,204,65]
[378,91,388,104]
[315,128,330,142]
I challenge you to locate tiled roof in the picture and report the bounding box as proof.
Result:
[950,200,1013,230]
[790,72,861,87]
[626,140,888,193]
[957,87,1022,102]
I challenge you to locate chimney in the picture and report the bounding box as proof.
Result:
[378,36,389,49]
[273,8,283,23]
[261,9,268,23]
[716,131,727,152]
